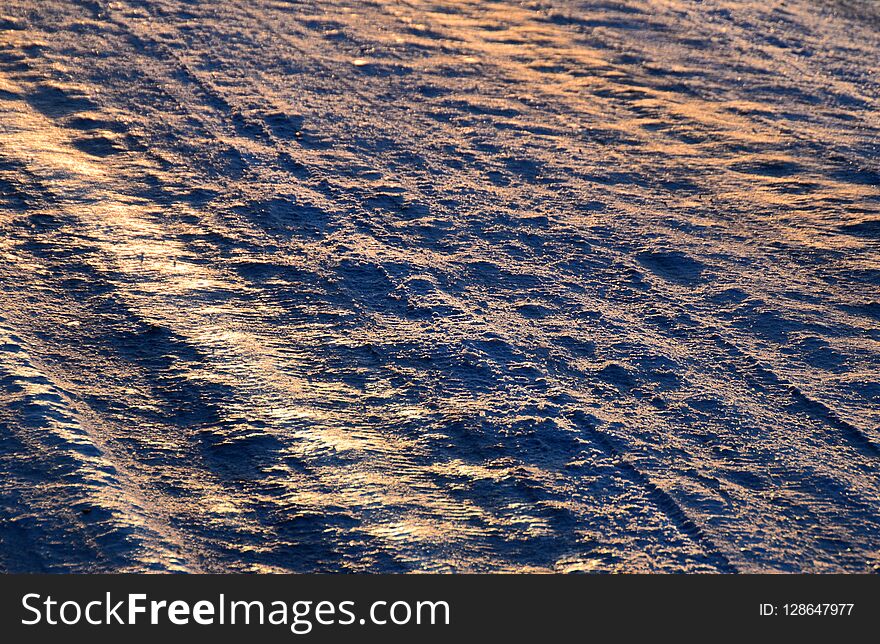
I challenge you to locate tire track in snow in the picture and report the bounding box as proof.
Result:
[0,317,197,572]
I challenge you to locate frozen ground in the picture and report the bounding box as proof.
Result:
[0,0,879,573]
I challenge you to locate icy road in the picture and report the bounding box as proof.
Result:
[1,0,880,572]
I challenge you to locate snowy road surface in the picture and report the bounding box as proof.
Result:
[1,0,879,572]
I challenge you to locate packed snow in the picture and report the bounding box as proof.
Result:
[1,0,879,572]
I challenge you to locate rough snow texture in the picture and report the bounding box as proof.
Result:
[0,0,879,573]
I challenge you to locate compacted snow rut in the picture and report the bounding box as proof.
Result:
[1,0,879,572]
